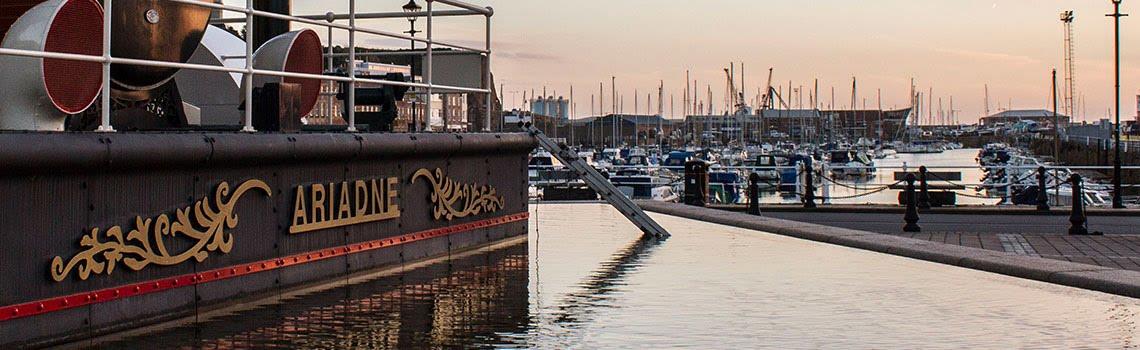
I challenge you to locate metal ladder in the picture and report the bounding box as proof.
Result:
[526,125,670,238]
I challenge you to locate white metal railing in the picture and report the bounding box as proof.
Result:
[527,163,1140,205]
[0,0,494,133]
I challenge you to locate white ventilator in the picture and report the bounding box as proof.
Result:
[0,0,104,131]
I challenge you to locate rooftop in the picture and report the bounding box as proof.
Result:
[985,109,1071,119]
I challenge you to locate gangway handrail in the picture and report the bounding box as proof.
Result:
[526,124,670,238]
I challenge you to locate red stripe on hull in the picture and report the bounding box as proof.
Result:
[0,212,529,322]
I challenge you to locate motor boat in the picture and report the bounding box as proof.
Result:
[828,149,875,177]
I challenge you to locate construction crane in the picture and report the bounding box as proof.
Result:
[760,68,775,109]
[759,68,788,110]
[1061,10,1076,119]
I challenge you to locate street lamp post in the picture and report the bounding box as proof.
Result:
[403,0,422,132]
[1108,0,1128,208]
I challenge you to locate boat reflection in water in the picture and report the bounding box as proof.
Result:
[96,241,532,349]
[96,203,1140,349]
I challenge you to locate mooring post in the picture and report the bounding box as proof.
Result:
[821,162,831,205]
[748,172,761,215]
[1036,166,1050,211]
[904,173,921,232]
[1069,173,1089,235]
[803,161,817,209]
[684,160,709,207]
[918,166,932,209]
[1003,163,1014,205]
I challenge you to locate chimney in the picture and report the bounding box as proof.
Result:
[252,0,292,49]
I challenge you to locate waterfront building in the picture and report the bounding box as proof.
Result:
[1069,122,1114,140]
[678,108,912,145]
[822,109,912,141]
[762,109,823,141]
[683,113,762,145]
[523,114,676,147]
[981,109,1071,127]
[439,93,468,132]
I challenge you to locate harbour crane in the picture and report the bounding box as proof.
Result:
[1060,10,1076,120]
[758,68,790,110]
[760,68,775,109]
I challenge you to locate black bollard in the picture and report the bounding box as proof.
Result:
[748,172,761,215]
[918,166,932,209]
[1036,166,1050,211]
[803,164,817,209]
[1068,174,1089,235]
[683,160,709,207]
[904,173,921,232]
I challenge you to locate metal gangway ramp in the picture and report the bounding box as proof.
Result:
[525,125,670,238]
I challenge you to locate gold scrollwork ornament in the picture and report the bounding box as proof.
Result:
[411,168,504,221]
[49,180,272,282]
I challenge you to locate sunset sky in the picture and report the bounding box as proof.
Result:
[247,0,1140,123]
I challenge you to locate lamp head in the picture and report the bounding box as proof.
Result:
[403,0,422,21]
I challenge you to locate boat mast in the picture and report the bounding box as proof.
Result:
[851,77,857,141]
[984,84,991,118]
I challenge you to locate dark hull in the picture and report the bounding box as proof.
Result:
[0,132,534,347]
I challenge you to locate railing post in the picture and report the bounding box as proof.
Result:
[425,0,434,132]
[97,0,115,132]
[325,12,335,125]
[484,10,492,132]
[1053,168,1062,207]
[748,172,761,215]
[345,0,357,132]
[904,173,921,232]
[821,162,831,205]
[793,162,802,198]
[241,0,256,133]
[918,166,932,209]
[1002,163,1013,205]
[1069,173,1089,235]
[803,161,817,209]
[1036,166,1050,211]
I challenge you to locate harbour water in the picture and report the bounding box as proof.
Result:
[94,203,1139,349]
[758,148,1000,206]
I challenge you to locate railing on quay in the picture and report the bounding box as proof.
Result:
[527,163,1140,206]
[0,0,495,133]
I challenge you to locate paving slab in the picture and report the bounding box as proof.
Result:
[639,201,1140,299]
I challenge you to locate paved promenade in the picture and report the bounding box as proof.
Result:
[638,201,1140,299]
[720,205,1140,272]
[888,231,1140,271]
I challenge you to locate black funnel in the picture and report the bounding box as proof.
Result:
[253,0,291,49]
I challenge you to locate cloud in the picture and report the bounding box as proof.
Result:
[496,51,561,61]
[931,47,1040,66]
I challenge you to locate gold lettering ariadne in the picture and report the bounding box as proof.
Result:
[290,177,400,234]
[411,168,504,221]
[49,180,272,282]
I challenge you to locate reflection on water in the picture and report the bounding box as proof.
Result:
[96,203,1140,349]
[550,236,665,325]
[93,243,531,349]
[759,148,1001,205]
